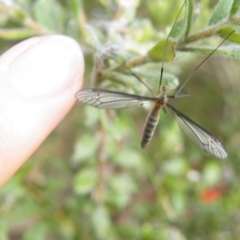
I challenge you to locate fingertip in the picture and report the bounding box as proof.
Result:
[0,35,84,98]
[0,35,84,186]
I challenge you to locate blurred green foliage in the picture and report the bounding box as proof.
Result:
[1,0,240,239]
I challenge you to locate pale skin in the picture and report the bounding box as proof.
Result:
[0,35,84,186]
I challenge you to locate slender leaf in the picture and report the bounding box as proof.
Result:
[169,0,188,39]
[84,24,102,50]
[68,0,83,17]
[92,206,114,239]
[208,0,233,25]
[185,45,240,58]
[184,0,194,39]
[33,0,65,32]
[230,0,240,15]
[0,28,35,40]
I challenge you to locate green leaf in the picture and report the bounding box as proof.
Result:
[84,24,102,50]
[9,6,29,22]
[92,206,114,239]
[16,0,32,6]
[0,220,7,240]
[107,173,137,208]
[217,26,240,43]
[33,0,65,32]
[22,223,49,240]
[208,0,233,25]
[68,0,84,18]
[72,133,99,163]
[98,0,109,9]
[113,148,145,170]
[168,0,194,40]
[162,72,179,90]
[162,158,188,175]
[185,45,240,58]
[73,168,98,194]
[148,39,176,62]
[184,0,194,39]
[130,19,156,43]
[83,107,101,126]
[101,111,134,142]
[230,0,240,15]
[66,0,86,39]
[169,18,186,39]
[202,161,221,185]
[0,28,35,40]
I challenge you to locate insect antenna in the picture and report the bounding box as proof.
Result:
[174,29,235,98]
[88,1,187,97]
[158,0,187,94]
[122,66,156,96]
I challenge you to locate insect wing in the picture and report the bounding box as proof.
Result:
[167,104,227,159]
[76,88,156,109]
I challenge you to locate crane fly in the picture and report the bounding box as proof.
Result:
[76,2,231,159]
[76,81,227,159]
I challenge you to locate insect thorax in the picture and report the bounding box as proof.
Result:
[156,92,168,107]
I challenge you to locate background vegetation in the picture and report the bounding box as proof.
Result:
[1,0,240,239]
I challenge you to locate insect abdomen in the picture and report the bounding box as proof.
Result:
[141,106,161,148]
